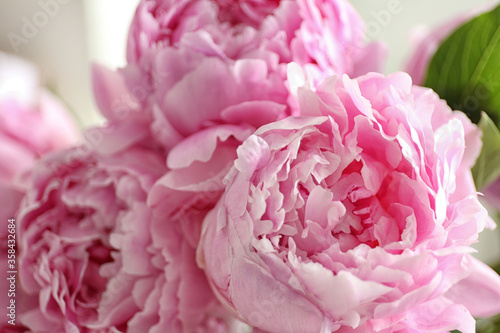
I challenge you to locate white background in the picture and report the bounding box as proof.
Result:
[1,0,499,262]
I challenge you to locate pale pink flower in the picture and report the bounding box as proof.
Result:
[0,53,79,184]
[17,146,244,332]
[93,0,385,154]
[198,72,500,332]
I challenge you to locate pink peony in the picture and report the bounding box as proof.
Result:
[17,145,244,332]
[126,0,384,83]
[198,72,500,332]
[0,53,79,330]
[93,0,385,153]
[0,53,79,184]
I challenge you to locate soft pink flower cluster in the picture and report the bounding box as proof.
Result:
[5,1,500,333]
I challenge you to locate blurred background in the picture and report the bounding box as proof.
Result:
[0,0,499,261]
[0,0,139,128]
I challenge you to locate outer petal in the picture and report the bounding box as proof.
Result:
[230,257,325,333]
[407,297,475,333]
[446,254,500,317]
[91,63,141,121]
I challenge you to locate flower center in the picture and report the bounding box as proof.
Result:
[212,0,282,27]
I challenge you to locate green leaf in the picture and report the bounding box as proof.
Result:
[493,261,500,275]
[425,4,500,125]
[477,313,500,333]
[472,112,500,190]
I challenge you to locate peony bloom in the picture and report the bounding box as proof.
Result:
[17,145,243,332]
[93,0,385,153]
[0,52,79,184]
[126,0,384,84]
[198,71,500,332]
[0,53,79,330]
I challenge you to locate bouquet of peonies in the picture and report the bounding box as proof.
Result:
[3,0,500,332]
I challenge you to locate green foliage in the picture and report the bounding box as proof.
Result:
[426,7,500,333]
[425,4,500,125]
[477,313,500,333]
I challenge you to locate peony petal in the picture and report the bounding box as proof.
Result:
[231,257,325,333]
[446,254,500,317]
[91,63,140,121]
[167,125,252,169]
[407,297,475,333]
